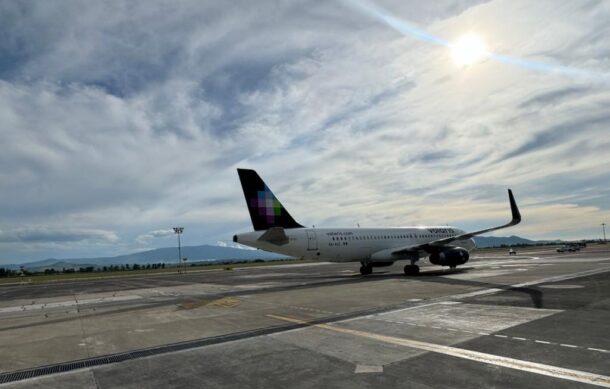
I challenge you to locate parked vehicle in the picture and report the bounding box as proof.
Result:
[557,245,578,253]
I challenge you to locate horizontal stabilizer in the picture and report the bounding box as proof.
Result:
[258,227,289,245]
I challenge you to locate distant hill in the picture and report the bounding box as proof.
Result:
[27,260,97,272]
[473,235,559,248]
[3,235,563,270]
[4,245,289,270]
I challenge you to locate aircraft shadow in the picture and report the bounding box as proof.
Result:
[312,267,544,308]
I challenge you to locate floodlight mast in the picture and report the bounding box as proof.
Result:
[173,227,184,273]
[602,223,607,244]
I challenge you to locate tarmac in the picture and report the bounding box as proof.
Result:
[0,245,609,388]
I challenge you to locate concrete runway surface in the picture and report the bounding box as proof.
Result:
[0,246,609,388]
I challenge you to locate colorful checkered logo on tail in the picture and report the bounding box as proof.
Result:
[250,186,282,224]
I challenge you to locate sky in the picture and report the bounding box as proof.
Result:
[1,0,609,264]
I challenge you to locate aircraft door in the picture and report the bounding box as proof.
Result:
[306,230,318,251]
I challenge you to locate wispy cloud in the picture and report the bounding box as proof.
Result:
[344,0,610,82]
[0,0,609,263]
[135,229,175,244]
[0,227,118,243]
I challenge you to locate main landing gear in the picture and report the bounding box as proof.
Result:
[403,264,420,276]
[359,263,373,276]
[359,261,419,276]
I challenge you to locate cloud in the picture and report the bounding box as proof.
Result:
[0,227,118,243]
[0,0,609,263]
[135,229,175,244]
[215,240,254,250]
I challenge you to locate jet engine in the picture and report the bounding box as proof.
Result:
[428,248,469,267]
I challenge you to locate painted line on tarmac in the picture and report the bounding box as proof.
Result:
[588,348,609,353]
[0,295,142,313]
[369,317,607,355]
[268,314,610,388]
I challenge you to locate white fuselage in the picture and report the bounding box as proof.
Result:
[234,227,476,263]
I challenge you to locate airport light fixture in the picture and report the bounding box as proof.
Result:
[173,227,184,273]
[602,223,607,244]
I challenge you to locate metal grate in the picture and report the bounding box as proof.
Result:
[0,297,430,385]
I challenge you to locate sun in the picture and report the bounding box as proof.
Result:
[451,33,489,67]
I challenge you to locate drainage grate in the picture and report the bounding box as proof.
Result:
[0,293,465,385]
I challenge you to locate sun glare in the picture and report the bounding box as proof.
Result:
[451,33,489,67]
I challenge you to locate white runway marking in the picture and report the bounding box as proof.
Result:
[269,314,610,388]
[354,364,383,374]
[0,295,142,314]
[368,312,605,354]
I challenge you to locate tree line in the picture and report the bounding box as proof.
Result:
[0,263,167,277]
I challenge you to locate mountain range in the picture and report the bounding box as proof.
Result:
[3,235,560,270]
[3,245,287,271]
[473,235,540,248]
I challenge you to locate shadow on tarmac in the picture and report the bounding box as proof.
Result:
[350,267,544,308]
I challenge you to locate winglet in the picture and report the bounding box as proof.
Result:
[508,189,521,226]
[401,188,523,251]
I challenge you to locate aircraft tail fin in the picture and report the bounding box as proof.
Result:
[237,169,304,231]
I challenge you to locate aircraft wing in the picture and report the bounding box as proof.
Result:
[387,189,521,257]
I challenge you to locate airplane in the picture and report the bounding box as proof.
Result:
[233,169,521,276]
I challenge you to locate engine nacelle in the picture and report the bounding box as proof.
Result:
[429,248,469,267]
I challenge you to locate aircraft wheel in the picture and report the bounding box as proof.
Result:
[360,265,372,276]
[404,265,419,276]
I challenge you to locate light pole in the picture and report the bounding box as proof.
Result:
[602,223,607,244]
[173,227,184,273]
